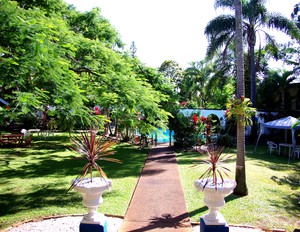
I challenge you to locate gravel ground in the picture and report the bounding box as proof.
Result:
[4,215,263,232]
[4,216,123,232]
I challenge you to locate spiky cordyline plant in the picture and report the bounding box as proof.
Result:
[196,146,233,190]
[67,130,121,192]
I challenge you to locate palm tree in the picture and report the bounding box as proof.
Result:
[181,66,203,107]
[234,0,248,196]
[180,61,211,108]
[268,69,296,111]
[205,0,300,107]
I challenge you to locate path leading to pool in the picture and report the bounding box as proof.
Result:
[119,143,192,232]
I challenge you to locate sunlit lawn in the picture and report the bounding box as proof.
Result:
[0,133,147,230]
[1,133,299,232]
[177,145,300,232]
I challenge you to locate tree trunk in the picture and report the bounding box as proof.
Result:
[247,26,256,108]
[234,0,248,196]
[113,118,118,136]
[235,116,248,196]
[249,44,256,108]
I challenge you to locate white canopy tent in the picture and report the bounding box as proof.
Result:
[255,116,300,152]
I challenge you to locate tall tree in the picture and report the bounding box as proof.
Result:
[158,60,183,91]
[234,0,248,196]
[14,0,69,16]
[0,0,91,129]
[180,65,203,108]
[66,7,123,48]
[0,0,171,134]
[267,69,296,111]
[205,0,300,107]
[203,54,236,109]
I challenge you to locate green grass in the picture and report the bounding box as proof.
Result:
[1,134,299,231]
[177,145,300,232]
[0,133,147,230]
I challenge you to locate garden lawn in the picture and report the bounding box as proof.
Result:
[0,133,147,230]
[177,145,300,232]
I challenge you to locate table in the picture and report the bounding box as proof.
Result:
[1,134,24,145]
[28,129,40,133]
[279,143,294,162]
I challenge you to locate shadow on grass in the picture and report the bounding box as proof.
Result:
[0,142,147,180]
[0,184,82,217]
[177,145,300,223]
[267,188,300,217]
[248,145,299,168]
[248,145,300,184]
[0,141,148,220]
[245,145,300,215]
[271,174,300,190]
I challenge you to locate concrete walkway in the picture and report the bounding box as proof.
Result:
[119,144,192,232]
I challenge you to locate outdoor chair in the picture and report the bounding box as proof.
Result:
[267,141,278,155]
[293,146,300,159]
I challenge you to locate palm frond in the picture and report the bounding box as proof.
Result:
[214,0,235,10]
[205,15,236,39]
[268,12,300,40]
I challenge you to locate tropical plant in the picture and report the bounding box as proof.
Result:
[158,60,183,91]
[179,62,208,108]
[195,146,233,190]
[205,0,300,107]
[267,69,296,111]
[67,130,121,192]
[226,96,256,126]
[171,111,200,148]
[205,81,235,109]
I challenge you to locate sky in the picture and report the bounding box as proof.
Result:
[63,0,299,69]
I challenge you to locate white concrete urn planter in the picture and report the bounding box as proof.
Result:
[194,178,236,225]
[73,177,112,224]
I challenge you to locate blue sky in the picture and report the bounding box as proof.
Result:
[64,0,299,69]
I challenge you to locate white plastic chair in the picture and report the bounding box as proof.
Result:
[267,141,278,155]
[293,146,300,159]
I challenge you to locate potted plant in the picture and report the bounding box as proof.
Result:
[194,145,236,230]
[67,129,121,231]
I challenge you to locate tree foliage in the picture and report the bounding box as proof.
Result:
[0,0,173,134]
[205,0,300,107]
[258,69,296,112]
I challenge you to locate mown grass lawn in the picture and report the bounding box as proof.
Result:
[1,133,299,232]
[177,145,300,232]
[0,133,147,230]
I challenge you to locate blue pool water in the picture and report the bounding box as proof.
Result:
[152,129,174,143]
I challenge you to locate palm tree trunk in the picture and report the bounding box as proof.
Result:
[249,44,256,107]
[235,117,248,196]
[234,0,248,196]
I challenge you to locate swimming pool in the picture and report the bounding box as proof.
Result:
[151,129,174,143]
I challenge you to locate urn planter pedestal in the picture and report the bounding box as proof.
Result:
[74,178,112,232]
[194,178,236,232]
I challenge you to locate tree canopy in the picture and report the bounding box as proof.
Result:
[0,0,173,134]
[205,0,300,107]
